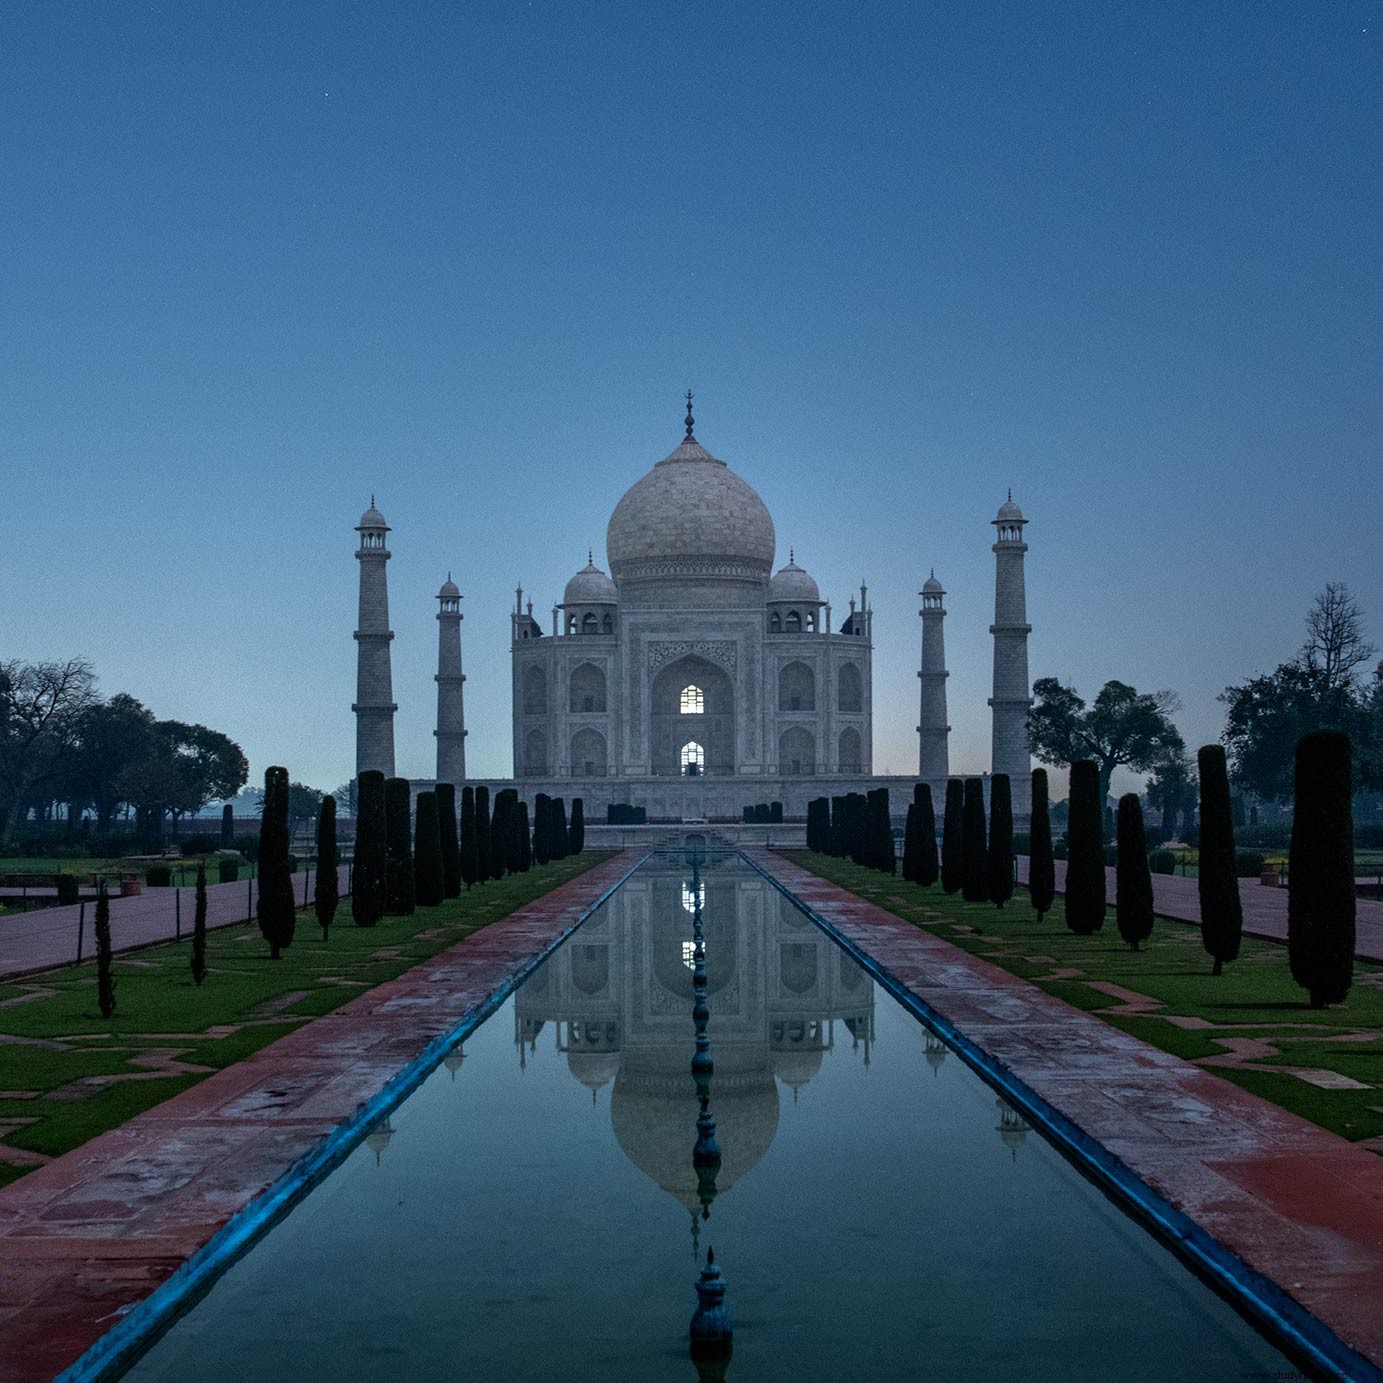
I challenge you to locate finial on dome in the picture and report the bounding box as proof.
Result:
[789,546,794,564]
[371,493,375,507]
[685,389,695,440]
[588,547,594,566]
[1008,487,1012,501]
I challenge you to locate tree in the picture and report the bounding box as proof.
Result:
[532,792,550,866]
[475,786,492,883]
[459,785,479,889]
[502,789,526,874]
[385,777,415,915]
[552,798,569,860]
[1115,794,1154,950]
[1301,581,1375,690]
[314,795,340,939]
[351,770,387,926]
[256,766,296,958]
[332,779,358,818]
[95,878,115,1017]
[941,780,964,893]
[1028,770,1055,922]
[70,693,156,831]
[1197,745,1242,975]
[1064,761,1106,935]
[1288,731,1355,1008]
[191,863,208,985]
[830,796,846,856]
[488,789,510,882]
[901,802,918,882]
[221,802,235,844]
[868,788,895,874]
[915,783,939,888]
[518,801,532,871]
[436,783,460,897]
[1028,677,1184,805]
[0,657,99,843]
[570,798,585,855]
[414,791,445,907]
[987,774,1013,908]
[1146,753,1195,841]
[961,779,988,903]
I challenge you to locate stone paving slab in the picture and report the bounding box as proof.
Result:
[0,851,636,1383]
[0,867,352,981]
[1016,855,1383,963]
[753,849,1383,1375]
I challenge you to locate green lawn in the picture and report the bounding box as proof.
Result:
[784,852,1383,1149]
[0,853,613,1187]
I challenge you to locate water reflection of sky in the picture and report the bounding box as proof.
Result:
[128,852,1291,1383]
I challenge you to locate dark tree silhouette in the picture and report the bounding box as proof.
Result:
[1197,745,1242,975]
[459,784,479,890]
[1064,761,1106,935]
[384,777,416,915]
[314,794,339,939]
[191,862,208,985]
[941,779,964,893]
[257,766,297,957]
[987,773,1013,908]
[961,779,988,903]
[413,790,445,907]
[1115,794,1154,950]
[95,878,115,1016]
[351,770,387,926]
[474,785,492,883]
[570,798,585,855]
[436,782,460,898]
[1028,769,1055,922]
[915,783,939,888]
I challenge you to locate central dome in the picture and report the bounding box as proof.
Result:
[606,432,776,606]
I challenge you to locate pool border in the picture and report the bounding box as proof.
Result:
[742,849,1381,1383]
[56,851,651,1383]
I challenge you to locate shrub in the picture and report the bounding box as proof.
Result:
[901,803,918,882]
[191,864,208,986]
[1053,839,1069,860]
[233,832,260,861]
[385,777,416,915]
[830,796,847,856]
[56,872,79,906]
[437,783,461,898]
[1115,794,1154,951]
[146,865,172,887]
[1148,849,1176,875]
[502,789,525,875]
[218,857,239,883]
[570,798,585,855]
[1028,770,1055,923]
[1198,744,1243,977]
[95,880,115,1018]
[1064,761,1106,935]
[1235,850,1266,878]
[532,792,550,866]
[915,783,939,888]
[315,795,340,936]
[351,770,387,927]
[413,791,445,908]
[987,774,1013,908]
[961,779,988,903]
[552,798,570,860]
[256,766,296,959]
[1288,731,1355,1009]
[460,785,479,888]
[221,802,234,844]
[475,786,492,883]
[488,789,510,882]
[868,788,895,874]
[941,780,964,893]
[179,838,208,857]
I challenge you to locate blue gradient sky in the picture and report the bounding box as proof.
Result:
[3,2,1379,797]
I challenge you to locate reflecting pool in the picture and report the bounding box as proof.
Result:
[127,852,1292,1381]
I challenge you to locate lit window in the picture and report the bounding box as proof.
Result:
[680,684,704,715]
[682,881,704,915]
[680,741,705,774]
[682,939,697,970]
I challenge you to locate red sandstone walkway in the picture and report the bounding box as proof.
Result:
[0,851,636,1383]
[0,866,351,981]
[1015,855,1383,963]
[754,848,1383,1375]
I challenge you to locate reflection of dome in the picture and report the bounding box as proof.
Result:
[568,1050,622,1096]
[767,552,820,604]
[606,433,776,594]
[772,1046,824,1094]
[563,554,617,606]
[610,1052,779,1214]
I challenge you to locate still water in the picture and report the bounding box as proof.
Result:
[127,852,1291,1381]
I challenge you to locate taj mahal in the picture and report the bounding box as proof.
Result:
[351,394,1033,823]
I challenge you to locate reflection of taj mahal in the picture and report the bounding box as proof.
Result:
[513,855,876,1215]
[352,395,1033,820]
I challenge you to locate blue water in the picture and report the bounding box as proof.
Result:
[125,852,1291,1381]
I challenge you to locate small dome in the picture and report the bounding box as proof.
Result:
[772,1046,824,1091]
[995,491,1024,523]
[438,576,460,598]
[563,554,617,606]
[767,551,820,604]
[358,500,388,529]
[568,1050,622,1092]
[921,570,943,594]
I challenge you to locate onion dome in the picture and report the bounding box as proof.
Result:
[921,569,943,595]
[563,551,618,605]
[357,497,388,530]
[767,549,821,605]
[995,489,1025,523]
[438,575,460,599]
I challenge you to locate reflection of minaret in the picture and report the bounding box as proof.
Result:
[924,1032,948,1077]
[364,1114,395,1166]
[434,575,467,786]
[917,570,950,780]
[689,859,722,1256]
[353,500,396,779]
[995,1097,1031,1161]
[443,1044,465,1081]
[989,492,1033,785]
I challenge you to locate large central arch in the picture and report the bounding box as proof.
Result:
[650,654,735,776]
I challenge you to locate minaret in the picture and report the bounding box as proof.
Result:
[917,570,950,779]
[434,574,467,785]
[989,491,1032,784]
[353,498,396,779]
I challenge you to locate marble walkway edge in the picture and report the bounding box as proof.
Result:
[0,851,638,1383]
[751,848,1383,1380]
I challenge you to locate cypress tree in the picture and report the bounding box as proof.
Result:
[489,789,510,881]
[570,798,585,855]
[901,802,918,882]
[474,786,492,883]
[384,777,415,915]
[869,788,895,873]
[257,765,296,958]
[941,779,964,893]
[220,802,234,844]
[1064,760,1107,935]
[829,796,845,856]
[414,791,445,907]
[503,790,526,874]
[552,798,570,860]
[314,794,340,939]
[533,792,551,866]
[518,801,533,871]
[1288,730,1355,1009]
[961,778,988,902]
[1197,744,1243,976]
[436,783,460,898]
[459,785,479,890]
[95,878,115,1017]
[987,773,1014,908]
[191,863,208,985]
[352,770,387,925]
[1029,769,1055,922]
[915,783,939,888]
[1116,794,1155,950]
